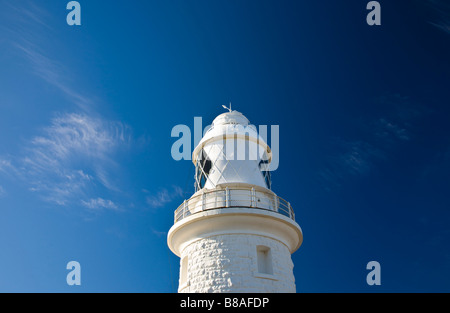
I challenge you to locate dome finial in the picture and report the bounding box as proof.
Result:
[221,102,232,112]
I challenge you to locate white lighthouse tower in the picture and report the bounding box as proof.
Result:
[167,108,303,293]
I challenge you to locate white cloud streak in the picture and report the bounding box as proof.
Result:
[146,186,184,209]
[2,1,92,110]
[318,94,425,191]
[375,118,410,141]
[0,2,140,213]
[13,40,93,111]
[29,113,127,163]
[423,0,450,35]
[81,198,120,211]
[318,140,384,191]
[1,113,131,207]
[2,0,51,30]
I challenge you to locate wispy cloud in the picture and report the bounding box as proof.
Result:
[0,113,132,207]
[0,2,138,211]
[318,140,385,191]
[0,2,149,214]
[81,198,120,211]
[374,118,410,141]
[146,186,184,209]
[318,94,426,191]
[0,159,14,173]
[2,0,51,30]
[2,1,92,110]
[0,185,5,198]
[14,42,92,110]
[28,113,128,164]
[151,229,168,238]
[422,0,450,35]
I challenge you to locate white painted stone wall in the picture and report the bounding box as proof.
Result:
[178,234,296,293]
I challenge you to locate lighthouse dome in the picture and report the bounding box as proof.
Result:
[193,111,266,163]
[211,110,250,127]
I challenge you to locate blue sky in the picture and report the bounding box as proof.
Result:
[0,0,449,292]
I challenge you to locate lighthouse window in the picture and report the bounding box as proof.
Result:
[203,158,212,176]
[259,158,271,190]
[256,245,273,275]
[195,150,212,191]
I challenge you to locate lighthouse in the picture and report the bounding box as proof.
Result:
[167,108,303,293]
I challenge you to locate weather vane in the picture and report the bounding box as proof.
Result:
[222,102,232,112]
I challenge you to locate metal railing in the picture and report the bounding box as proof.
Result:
[174,186,295,223]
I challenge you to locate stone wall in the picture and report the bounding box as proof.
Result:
[178,233,296,293]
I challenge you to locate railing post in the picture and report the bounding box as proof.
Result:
[214,189,217,208]
[202,191,206,211]
[288,201,291,219]
[251,187,256,207]
[225,187,229,208]
[273,194,278,212]
[183,200,187,219]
